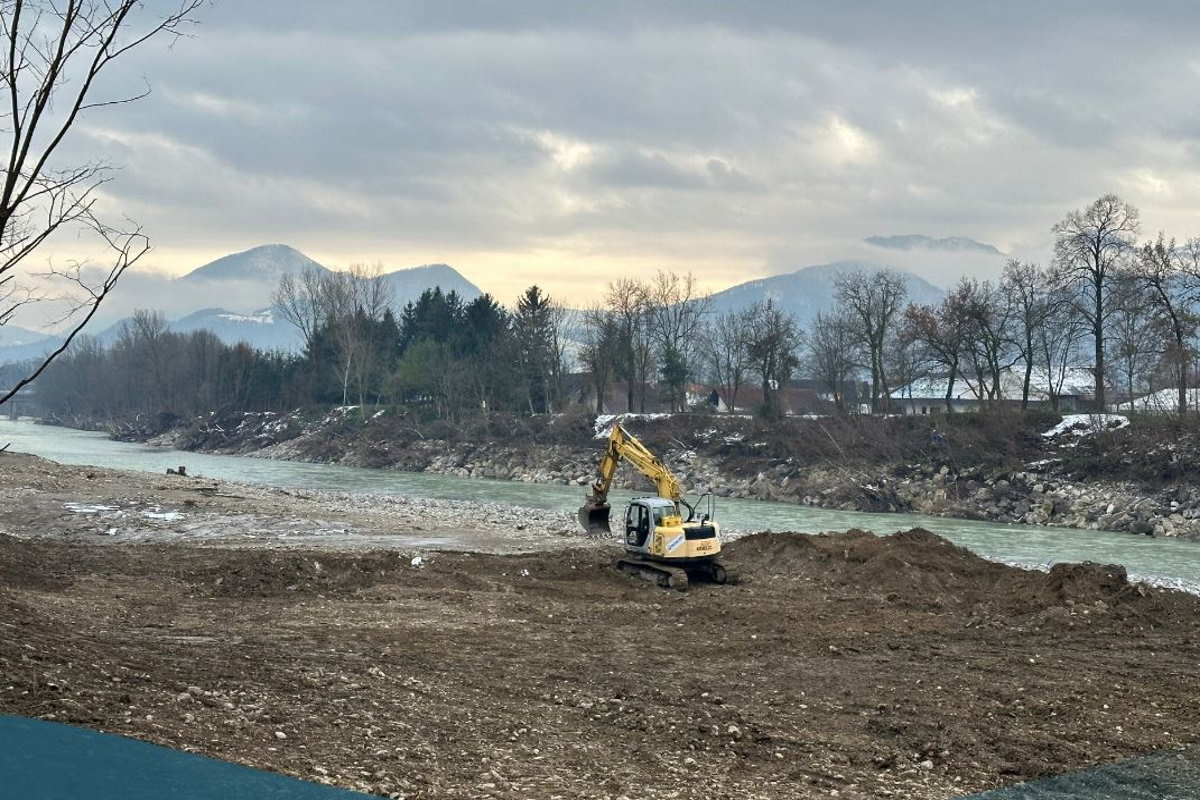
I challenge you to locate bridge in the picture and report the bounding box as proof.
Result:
[0,385,36,420]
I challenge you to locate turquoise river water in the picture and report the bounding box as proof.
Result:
[3,418,1200,592]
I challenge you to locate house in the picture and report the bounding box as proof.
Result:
[1111,387,1200,414]
[890,367,1095,415]
[686,384,729,412]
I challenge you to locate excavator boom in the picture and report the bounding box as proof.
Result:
[579,422,683,534]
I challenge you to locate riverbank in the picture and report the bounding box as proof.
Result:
[0,451,582,552]
[3,450,1200,799]
[75,406,1200,541]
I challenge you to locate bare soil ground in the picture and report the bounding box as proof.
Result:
[2,453,1199,799]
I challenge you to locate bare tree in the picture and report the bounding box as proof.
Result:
[834,269,908,413]
[579,305,619,415]
[1108,270,1160,410]
[1001,260,1054,409]
[1037,273,1089,411]
[701,308,752,412]
[644,270,711,412]
[805,310,858,413]
[901,284,971,413]
[745,299,802,417]
[1133,234,1200,413]
[546,300,570,413]
[0,0,203,406]
[957,278,1015,403]
[273,267,330,352]
[1052,194,1141,410]
[605,278,650,412]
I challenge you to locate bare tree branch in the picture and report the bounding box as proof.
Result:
[0,0,203,406]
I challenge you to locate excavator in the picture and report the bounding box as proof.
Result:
[579,421,729,590]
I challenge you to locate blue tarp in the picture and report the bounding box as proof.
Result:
[0,715,373,799]
[959,748,1200,800]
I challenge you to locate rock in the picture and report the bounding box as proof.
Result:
[274,730,287,740]
[919,759,934,770]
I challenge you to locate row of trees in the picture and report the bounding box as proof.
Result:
[581,194,1200,418]
[576,270,807,418]
[899,195,1200,414]
[274,267,571,417]
[37,311,295,420]
[37,271,574,422]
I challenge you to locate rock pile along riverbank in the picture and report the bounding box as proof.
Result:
[50,406,1200,540]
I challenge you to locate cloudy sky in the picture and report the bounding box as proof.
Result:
[50,0,1200,303]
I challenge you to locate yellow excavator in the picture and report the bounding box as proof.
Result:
[579,421,729,590]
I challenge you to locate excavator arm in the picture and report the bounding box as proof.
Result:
[579,422,685,533]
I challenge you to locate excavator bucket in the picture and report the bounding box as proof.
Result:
[578,500,612,535]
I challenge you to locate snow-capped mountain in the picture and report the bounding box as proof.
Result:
[169,308,303,352]
[179,243,329,284]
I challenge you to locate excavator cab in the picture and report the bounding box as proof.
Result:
[624,502,652,547]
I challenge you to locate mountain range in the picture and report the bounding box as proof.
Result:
[0,244,951,366]
[707,260,944,328]
[0,245,486,361]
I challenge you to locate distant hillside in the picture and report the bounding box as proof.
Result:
[708,260,946,328]
[0,325,56,348]
[0,325,62,365]
[170,308,303,352]
[62,255,487,357]
[864,234,1004,257]
[179,244,329,283]
[383,264,481,306]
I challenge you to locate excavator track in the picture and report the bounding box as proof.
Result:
[615,557,690,591]
[614,557,733,591]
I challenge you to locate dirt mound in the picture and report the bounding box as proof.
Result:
[185,549,416,598]
[725,528,1001,600]
[1043,561,1129,599]
[721,530,823,575]
[724,529,1182,619]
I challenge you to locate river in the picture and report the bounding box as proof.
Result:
[4,418,1200,592]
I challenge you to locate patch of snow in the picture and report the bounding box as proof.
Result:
[142,510,184,522]
[1025,458,1061,469]
[593,412,672,438]
[65,503,118,514]
[1042,414,1129,439]
[216,311,274,325]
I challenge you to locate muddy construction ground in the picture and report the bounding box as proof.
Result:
[2,453,1200,799]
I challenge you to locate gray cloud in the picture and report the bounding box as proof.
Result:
[30,0,1200,306]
